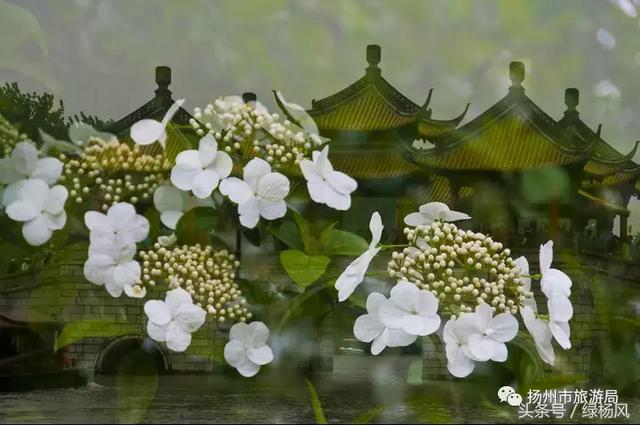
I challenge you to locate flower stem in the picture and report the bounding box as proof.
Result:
[378,243,409,250]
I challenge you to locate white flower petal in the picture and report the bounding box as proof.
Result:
[160,210,183,230]
[112,260,141,287]
[32,158,63,185]
[439,209,470,222]
[323,185,352,211]
[105,281,125,298]
[238,198,260,228]
[191,169,220,199]
[446,345,475,378]
[124,284,147,298]
[171,162,200,191]
[43,185,68,215]
[247,345,273,366]
[11,142,38,175]
[146,321,168,342]
[488,313,519,342]
[366,292,386,315]
[256,172,289,201]
[550,321,571,350]
[418,202,448,220]
[541,269,572,298]
[274,91,320,135]
[6,200,40,222]
[235,359,261,377]
[299,159,322,183]
[370,333,387,355]
[22,215,54,246]
[404,212,429,227]
[490,342,508,362]
[258,199,287,220]
[247,322,270,347]
[198,133,218,165]
[539,240,553,274]
[415,288,439,316]
[83,255,114,286]
[130,119,165,145]
[144,300,172,326]
[243,158,271,189]
[514,256,530,292]
[468,334,501,362]
[220,177,253,205]
[229,322,251,343]
[353,314,384,343]
[154,185,185,213]
[385,328,417,347]
[548,295,573,323]
[164,287,193,317]
[368,212,383,248]
[210,151,233,179]
[173,303,206,333]
[224,339,248,368]
[389,281,419,312]
[165,322,192,352]
[326,170,357,195]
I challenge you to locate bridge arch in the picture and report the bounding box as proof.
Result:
[95,334,171,375]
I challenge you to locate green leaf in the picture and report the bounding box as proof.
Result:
[175,206,217,245]
[305,378,328,424]
[279,249,330,288]
[289,208,317,253]
[266,219,304,250]
[320,228,368,256]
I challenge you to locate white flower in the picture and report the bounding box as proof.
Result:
[378,281,441,336]
[153,184,215,229]
[219,158,289,229]
[300,146,357,210]
[144,287,206,352]
[224,321,274,377]
[158,233,177,247]
[84,202,150,247]
[124,284,147,299]
[83,242,142,298]
[539,241,572,298]
[170,134,233,199]
[513,256,536,311]
[335,212,383,302]
[0,142,62,187]
[443,317,476,378]
[353,292,416,355]
[130,98,184,148]
[458,302,518,362]
[404,202,470,227]
[5,179,67,246]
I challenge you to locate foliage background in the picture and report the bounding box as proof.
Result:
[1,0,640,227]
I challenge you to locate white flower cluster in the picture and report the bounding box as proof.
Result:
[83,202,150,298]
[189,95,321,167]
[0,113,27,157]
[387,221,530,315]
[0,142,67,246]
[60,138,172,210]
[137,242,250,324]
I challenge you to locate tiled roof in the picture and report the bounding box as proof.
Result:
[329,148,422,179]
[409,91,592,171]
[578,189,629,216]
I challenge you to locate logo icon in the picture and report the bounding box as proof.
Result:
[498,386,522,406]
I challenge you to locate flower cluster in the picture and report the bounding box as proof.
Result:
[83,202,149,298]
[59,138,172,209]
[137,242,250,324]
[0,113,27,157]
[387,221,530,315]
[189,95,321,168]
[0,142,67,246]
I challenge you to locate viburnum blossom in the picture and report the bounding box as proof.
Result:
[219,158,289,228]
[171,134,233,199]
[144,287,206,352]
[0,142,63,187]
[353,292,416,355]
[83,241,142,298]
[130,98,184,148]
[299,146,357,210]
[539,240,572,298]
[443,316,476,378]
[84,202,150,247]
[458,302,519,362]
[224,321,273,377]
[335,212,383,302]
[378,281,441,336]
[153,184,215,229]
[4,179,68,246]
[404,202,470,227]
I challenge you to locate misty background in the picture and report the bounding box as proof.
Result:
[1,0,640,228]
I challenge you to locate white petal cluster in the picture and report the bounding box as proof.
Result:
[404,202,470,227]
[219,158,289,229]
[517,241,573,365]
[170,134,233,199]
[144,287,206,352]
[0,142,67,245]
[190,95,322,167]
[138,242,249,324]
[224,321,273,377]
[59,137,172,209]
[335,212,383,302]
[388,221,528,315]
[443,302,518,378]
[300,146,357,210]
[83,203,149,298]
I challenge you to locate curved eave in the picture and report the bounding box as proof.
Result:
[417,103,470,139]
[578,189,630,216]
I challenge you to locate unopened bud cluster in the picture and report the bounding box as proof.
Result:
[59,137,172,210]
[388,221,532,315]
[190,96,320,167]
[138,242,250,324]
[0,113,26,157]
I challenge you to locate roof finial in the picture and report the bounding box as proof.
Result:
[509,61,525,88]
[242,92,257,103]
[366,44,381,68]
[565,88,579,111]
[155,66,172,98]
